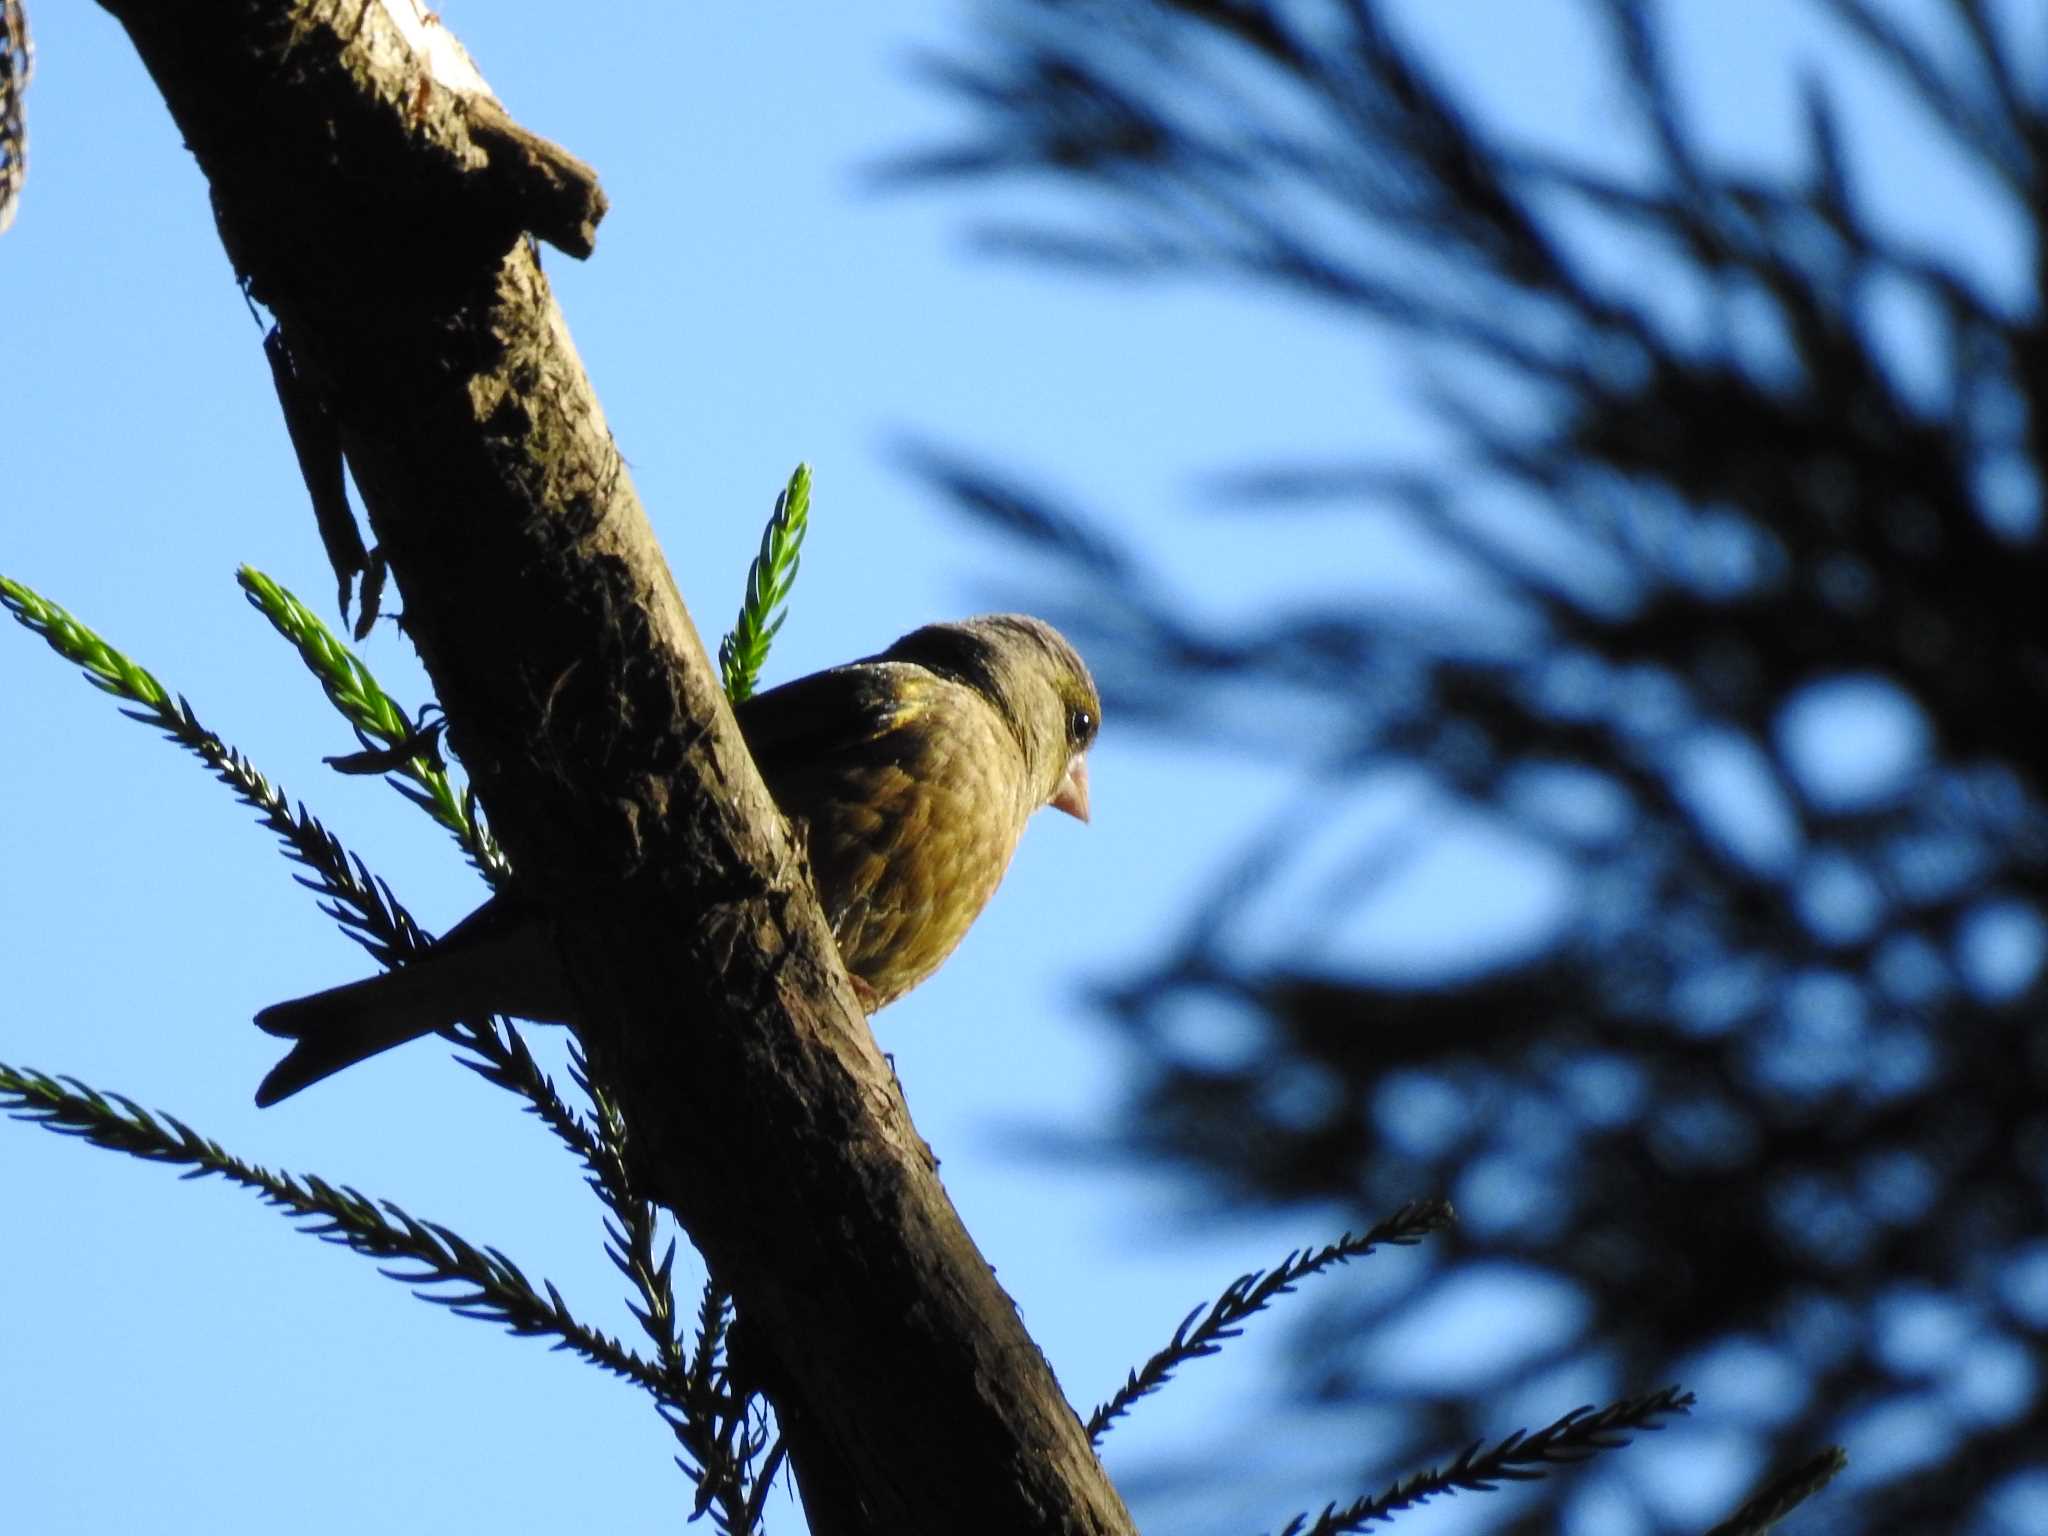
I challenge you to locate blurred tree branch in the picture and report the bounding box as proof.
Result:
[902,1,2048,1530]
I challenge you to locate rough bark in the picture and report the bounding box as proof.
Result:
[97,3,1137,1531]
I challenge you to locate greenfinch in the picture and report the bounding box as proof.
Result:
[254,614,1099,1105]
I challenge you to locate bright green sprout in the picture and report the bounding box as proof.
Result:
[2,573,175,712]
[718,462,811,704]
[236,566,503,876]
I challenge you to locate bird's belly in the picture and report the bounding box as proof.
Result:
[777,739,1023,1009]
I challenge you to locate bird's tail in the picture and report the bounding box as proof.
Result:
[254,966,463,1107]
[254,921,568,1106]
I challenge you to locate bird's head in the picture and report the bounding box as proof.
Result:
[882,614,1099,822]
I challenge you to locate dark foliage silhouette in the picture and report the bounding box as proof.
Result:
[898,2,2048,1531]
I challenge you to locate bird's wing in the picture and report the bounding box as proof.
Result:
[735,659,934,771]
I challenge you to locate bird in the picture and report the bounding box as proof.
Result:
[253,614,1099,1105]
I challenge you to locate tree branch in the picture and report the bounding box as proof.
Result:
[98,2,1132,1530]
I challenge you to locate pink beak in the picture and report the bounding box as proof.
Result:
[1050,754,1091,823]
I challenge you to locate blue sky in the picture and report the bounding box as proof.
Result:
[2,3,2014,1533]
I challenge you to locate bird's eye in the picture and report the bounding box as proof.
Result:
[1068,706,1096,746]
